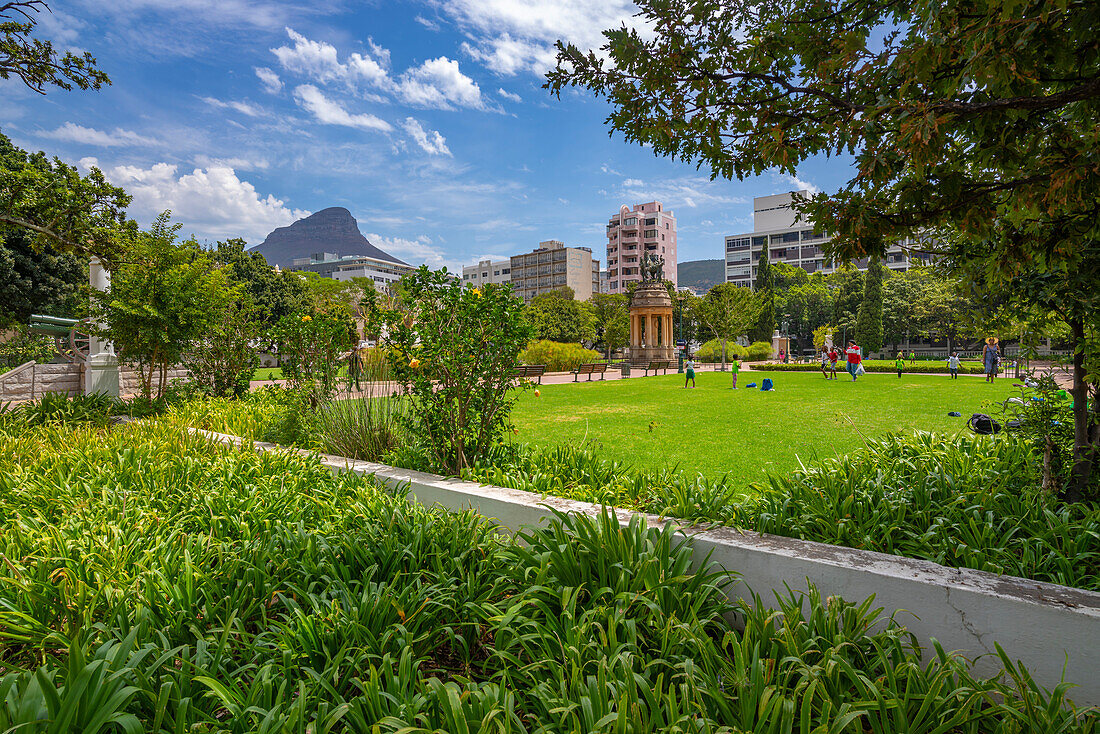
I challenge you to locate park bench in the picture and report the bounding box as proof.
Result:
[572,362,608,381]
[640,360,672,376]
[513,365,546,384]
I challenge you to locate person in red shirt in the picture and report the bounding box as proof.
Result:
[845,341,862,381]
[827,346,839,380]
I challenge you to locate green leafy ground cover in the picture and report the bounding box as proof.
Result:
[509,369,1015,482]
[0,421,1094,731]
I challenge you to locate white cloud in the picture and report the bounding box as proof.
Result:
[414,15,440,31]
[100,161,309,242]
[497,87,521,102]
[293,84,392,132]
[365,232,459,270]
[254,66,283,93]
[396,57,488,110]
[402,117,452,156]
[617,175,747,210]
[271,29,491,112]
[199,96,264,117]
[38,122,162,147]
[273,27,389,88]
[193,154,269,170]
[600,163,621,176]
[441,0,648,76]
[777,172,821,194]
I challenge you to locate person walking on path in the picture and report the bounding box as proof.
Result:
[684,356,696,389]
[731,357,740,389]
[947,352,961,379]
[982,337,1000,383]
[779,348,786,364]
[896,352,905,378]
[827,346,839,380]
[845,341,862,381]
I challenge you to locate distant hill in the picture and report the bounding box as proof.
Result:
[251,207,406,268]
[677,259,724,293]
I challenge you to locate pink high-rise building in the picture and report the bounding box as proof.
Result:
[605,202,677,294]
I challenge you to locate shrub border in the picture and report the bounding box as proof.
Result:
[192,428,1100,706]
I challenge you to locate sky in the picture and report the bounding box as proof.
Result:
[1,0,854,271]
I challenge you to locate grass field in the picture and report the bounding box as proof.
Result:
[509,369,1016,486]
[252,366,284,381]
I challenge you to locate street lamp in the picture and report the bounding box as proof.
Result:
[781,316,790,362]
[676,292,685,373]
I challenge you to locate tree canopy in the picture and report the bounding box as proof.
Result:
[0,131,134,264]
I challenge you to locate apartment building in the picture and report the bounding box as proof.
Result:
[461,259,512,287]
[606,202,678,294]
[508,240,601,303]
[724,191,934,288]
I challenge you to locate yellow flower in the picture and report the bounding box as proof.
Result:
[473,288,482,298]
[301,315,312,322]
[409,358,420,369]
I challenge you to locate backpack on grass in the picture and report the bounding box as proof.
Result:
[968,413,1001,435]
[761,378,774,391]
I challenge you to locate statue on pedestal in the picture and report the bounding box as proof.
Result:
[640,251,665,283]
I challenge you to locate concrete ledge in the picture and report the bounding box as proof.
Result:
[192,428,1100,705]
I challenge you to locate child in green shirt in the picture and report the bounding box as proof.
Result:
[896,352,905,378]
[731,358,740,389]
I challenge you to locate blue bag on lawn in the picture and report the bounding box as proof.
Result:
[761,378,774,391]
[745,382,757,388]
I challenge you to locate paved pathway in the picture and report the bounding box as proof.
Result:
[250,360,1075,392]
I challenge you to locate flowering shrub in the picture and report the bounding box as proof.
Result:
[369,268,533,474]
[268,309,355,402]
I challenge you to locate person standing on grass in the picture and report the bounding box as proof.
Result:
[947,352,960,379]
[982,337,1000,383]
[896,352,905,378]
[731,356,740,389]
[827,345,839,380]
[909,350,916,364]
[845,340,862,381]
[684,355,696,389]
[820,348,830,379]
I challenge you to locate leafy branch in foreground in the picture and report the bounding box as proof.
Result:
[0,0,111,94]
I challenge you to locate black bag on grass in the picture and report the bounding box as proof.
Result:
[968,413,1001,435]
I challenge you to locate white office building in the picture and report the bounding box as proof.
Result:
[724,191,934,287]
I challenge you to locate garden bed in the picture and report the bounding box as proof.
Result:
[0,419,1095,728]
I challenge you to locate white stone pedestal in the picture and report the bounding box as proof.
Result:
[84,353,120,397]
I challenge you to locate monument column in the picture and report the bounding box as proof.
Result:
[85,256,120,397]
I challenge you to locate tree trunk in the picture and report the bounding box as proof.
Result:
[1065,317,1093,503]
[721,338,727,371]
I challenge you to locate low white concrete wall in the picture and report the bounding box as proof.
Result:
[194,429,1100,705]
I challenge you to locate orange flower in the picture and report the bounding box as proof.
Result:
[409,358,420,369]
[301,315,312,322]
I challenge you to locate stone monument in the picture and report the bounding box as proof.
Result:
[84,256,120,397]
[628,252,675,364]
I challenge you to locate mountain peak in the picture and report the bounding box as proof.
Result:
[250,208,406,268]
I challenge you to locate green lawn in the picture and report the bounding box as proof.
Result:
[252,366,284,381]
[510,369,1016,487]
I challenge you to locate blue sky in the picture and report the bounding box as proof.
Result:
[1,0,852,270]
